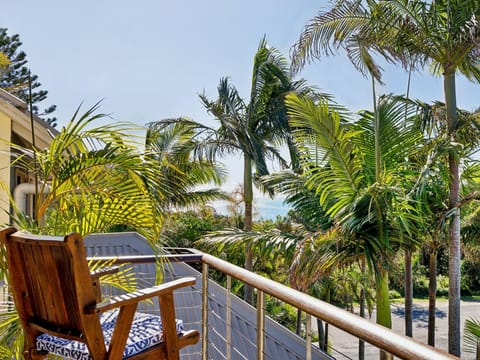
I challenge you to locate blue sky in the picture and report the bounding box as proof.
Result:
[3,1,479,219]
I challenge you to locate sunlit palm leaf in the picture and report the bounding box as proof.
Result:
[0,301,23,358]
[8,103,161,238]
[464,317,480,355]
[287,93,363,217]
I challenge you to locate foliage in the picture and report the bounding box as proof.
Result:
[150,37,316,221]
[197,220,301,277]
[285,92,424,331]
[262,171,333,232]
[292,0,480,82]
[0,28,56,126]
[291,0,391,82]
[326,265,376,313]
[367,1,480,352]
[145,121,227,213]
[161,207,235,248]
[0,52,9,74]
[265,295,298,332]
[409,274,449,299]
[286,93,421,274]
[7,103,160,239]
[464,317,480,357]
[0,300,22,359]
[0,104,165,357]
[461,261,480,296]
[152,37,317,303]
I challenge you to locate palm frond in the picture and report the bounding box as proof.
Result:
[287,93,363,217]
[0,302,22,358]
[291,1,373,73]
[464,317,480,355]
[8,104,163,239]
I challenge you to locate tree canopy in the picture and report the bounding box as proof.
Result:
[0,28,56,127]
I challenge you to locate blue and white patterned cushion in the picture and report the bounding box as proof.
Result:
[36,310,184,359]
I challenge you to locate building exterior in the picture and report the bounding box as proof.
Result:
[0,88,57,225]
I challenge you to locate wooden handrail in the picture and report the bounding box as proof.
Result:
[200,253,458,360]
[87,253,202,264]
[89,249,459,360]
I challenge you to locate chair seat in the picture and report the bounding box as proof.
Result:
[36,309,185,359]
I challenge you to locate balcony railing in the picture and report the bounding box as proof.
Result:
[88,250,458,360]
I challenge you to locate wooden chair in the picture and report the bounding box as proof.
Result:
[0,227,199,359]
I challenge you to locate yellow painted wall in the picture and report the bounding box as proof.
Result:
[0,111,11,226]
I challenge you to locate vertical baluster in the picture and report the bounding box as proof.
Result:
[257,290,265,360]
[226,275,232,360]
[202,263,209,359]
[305,313,312,360]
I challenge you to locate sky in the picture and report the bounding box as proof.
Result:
[2,1,479,219]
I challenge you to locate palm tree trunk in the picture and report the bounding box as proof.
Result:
[376,270,392,327]
[243,155,254,304]
[428,247,437,346]
[403,64,414,339]
[359,257,366,360]
[325,322,329,352]
[317,318,325,350]
[296,309,302,335]
[325,285,331,351]
[244,155,253,233]
[444,71,461,356]
[359,284,365,360]
[372,75,381,182]
[376,267,393,360]
[372,70,392,358]
[404,249,413,337]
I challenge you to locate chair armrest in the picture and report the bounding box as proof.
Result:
[85,276,196,314]
[90,266,120,302]
[91,266,120,279]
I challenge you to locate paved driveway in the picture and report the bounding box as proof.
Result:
[326,299,480,359]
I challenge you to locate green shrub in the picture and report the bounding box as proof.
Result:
[389,290,402,299]
[412,275,429,298]
[437,275,449,298]
[461,261,480,296]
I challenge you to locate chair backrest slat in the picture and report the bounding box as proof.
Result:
[0,228,105,352]
[21,241,79,328]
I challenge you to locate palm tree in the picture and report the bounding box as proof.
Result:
[376,2,480,353]
[285,93,422,360]
[150,38,313,303]
[1,104,164,357]
[413,101,480,346]
[292,1,480,354]
[290,1,421,340]
[8,103,162,238]
[145,121,227,212]
[464,318,480,360]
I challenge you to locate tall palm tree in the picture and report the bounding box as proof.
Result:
[290,1,420,340]
[151,38,314,303]
[285,93,422,358]
[413,100,480,347]
[291,1,480,354]
[376,2,480,353]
